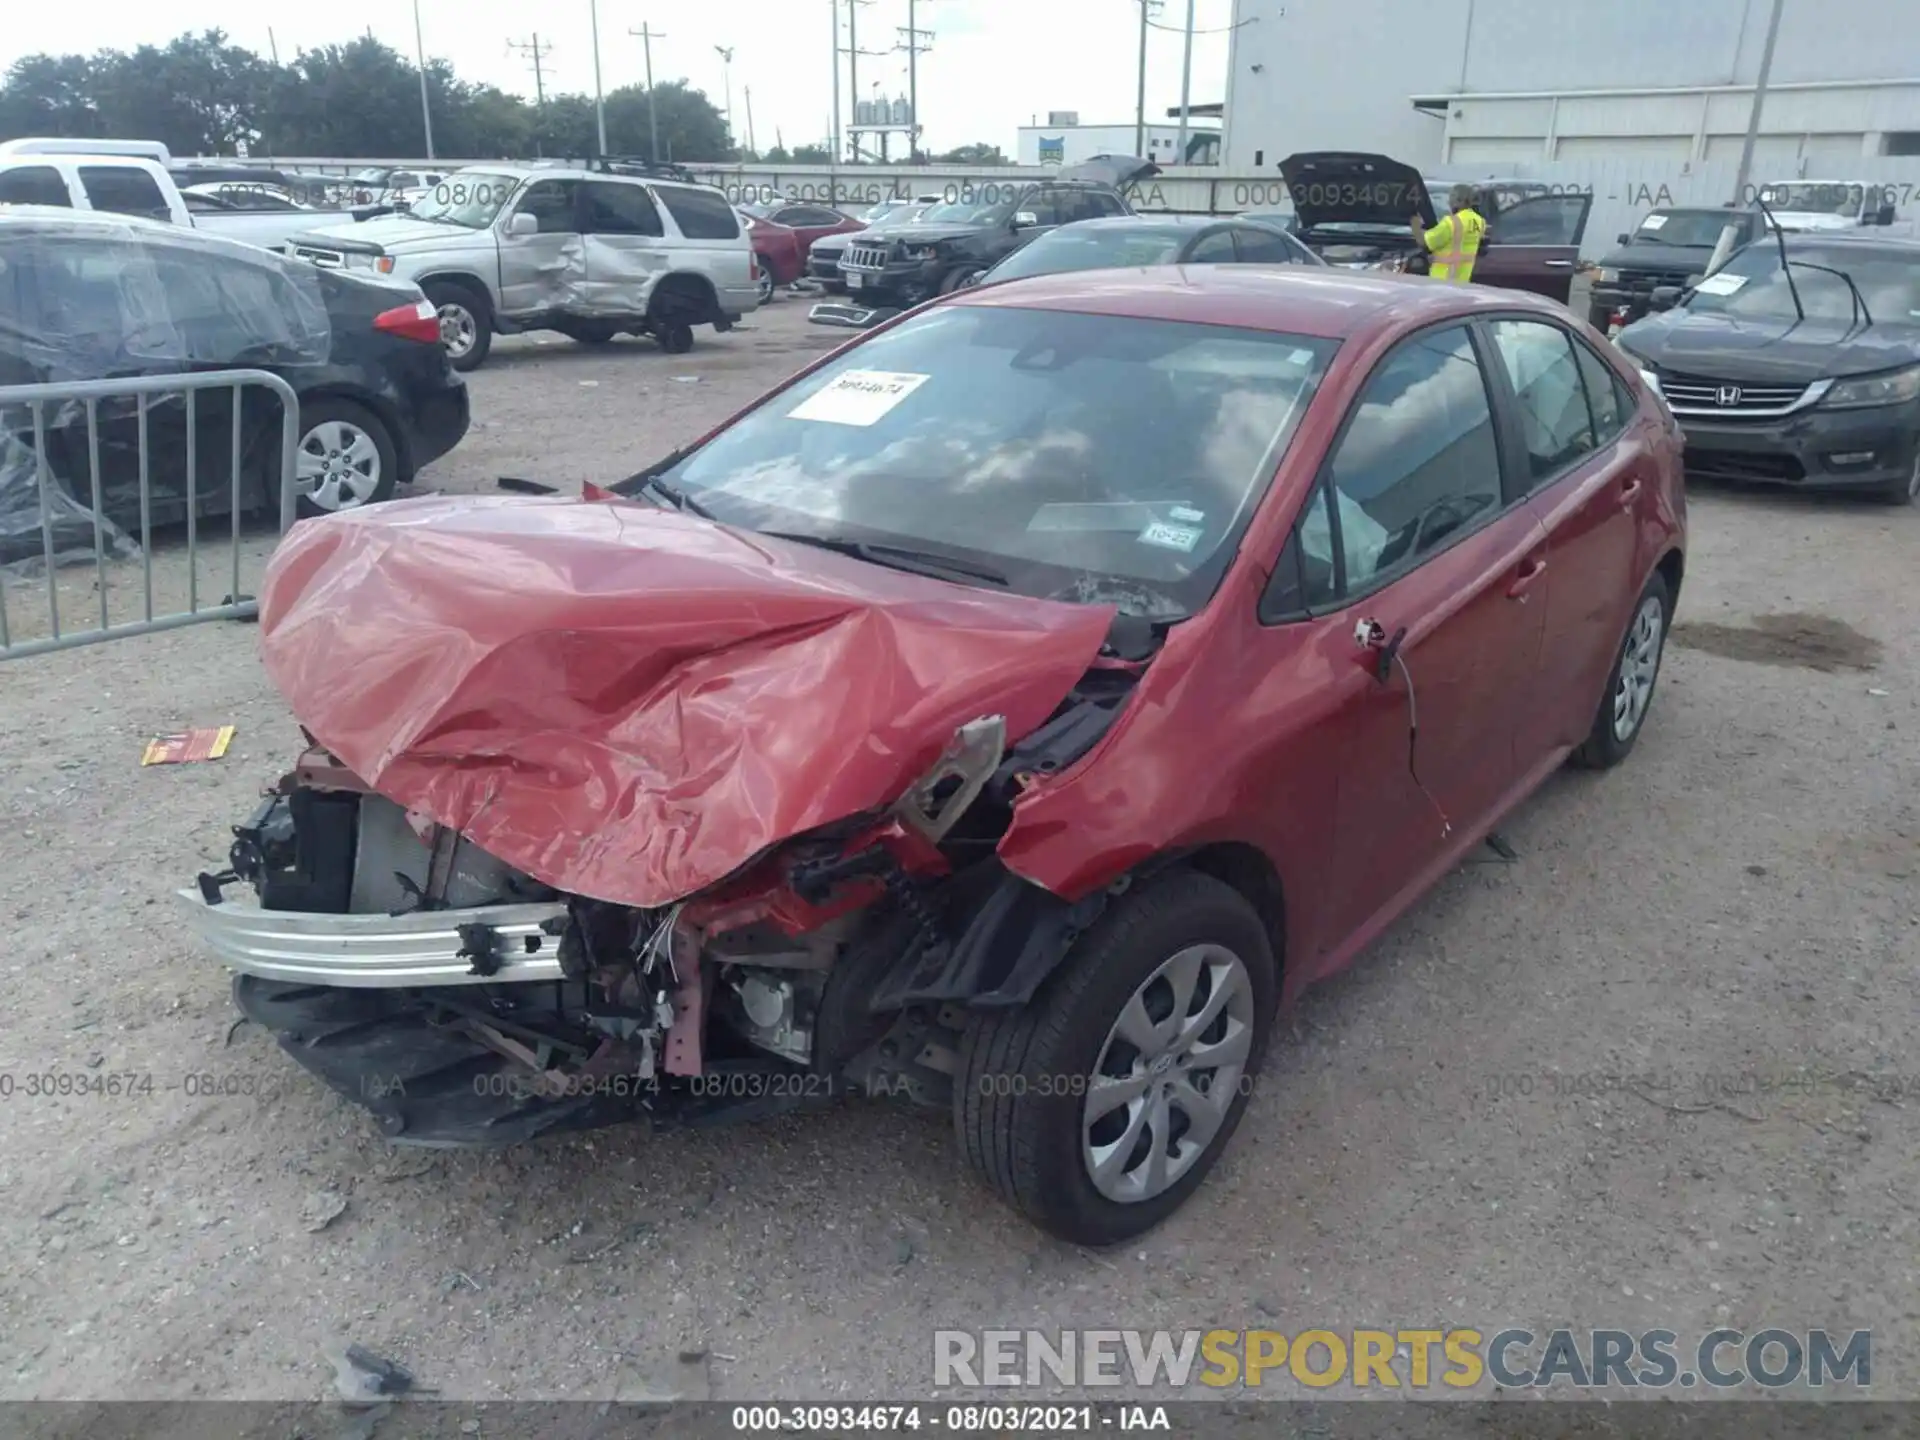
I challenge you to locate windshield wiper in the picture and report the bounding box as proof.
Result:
[757,531,1008,587]
[1789,260,1873,329]
[634,474,715,520]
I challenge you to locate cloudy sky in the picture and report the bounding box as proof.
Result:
[3,0,1239,155]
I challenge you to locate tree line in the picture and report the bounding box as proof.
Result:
[0,28,1010,165]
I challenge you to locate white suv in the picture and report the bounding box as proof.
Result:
[284,163,760,370]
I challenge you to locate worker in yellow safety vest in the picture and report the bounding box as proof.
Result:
[1412,184,1486,284]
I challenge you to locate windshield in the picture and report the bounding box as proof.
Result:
[1634,210,1740,247]
[1759,183,1862,217]
[990,225,1192,281]
[917,198,1010,226]
[350,168,390,185]
[648,305,1335,619]
[403,171,521,229]
[1684,244,1920,323]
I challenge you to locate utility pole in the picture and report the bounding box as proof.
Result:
[829,0,842,171]
[590,0,608,156]
[1134,0,1158,158]
[714,46,735,153]
[1174,0,1196,167]
[508,34,551,107]
[267,27,280,64]
[744,85,757,156]
[1711,0,1786,274]
[413,1,436,160]
[630,23,666,162]
[897,2,934,163]
[847,0,867,161]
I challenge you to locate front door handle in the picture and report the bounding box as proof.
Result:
[1507,555,1548,600]
[1544,258,1575,268]
[1620,476,1644,503]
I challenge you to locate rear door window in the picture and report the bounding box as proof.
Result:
[583,180,665,237]
[656,185,742,240]
[0,166,72,207]
[1570,337,1633,443]
[1487,195,1588,246]
[1185,230,1239,264]
[1487,319,1598,489]
[1232,226,1303,263]
[78,166,172,221]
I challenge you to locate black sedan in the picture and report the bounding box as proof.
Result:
[1615,231,1920,503]
[0,208,469,561]
[811,215,1322,330]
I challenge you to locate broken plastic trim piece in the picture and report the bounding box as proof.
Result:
[895,715,1006,845]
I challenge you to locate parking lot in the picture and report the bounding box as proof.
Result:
[3,293,1918,1404]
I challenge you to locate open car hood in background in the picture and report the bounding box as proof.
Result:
[257,495,1116,909]
[1279,152,1436,232]
[1058,155,1161,189]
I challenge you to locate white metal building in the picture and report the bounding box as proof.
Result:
[1015,123,1220,168]
[1221,0,1920,172]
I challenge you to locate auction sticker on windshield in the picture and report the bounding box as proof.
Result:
[1694,273,1748,295]
[1642,214,1668,230]
[788,370,930,426]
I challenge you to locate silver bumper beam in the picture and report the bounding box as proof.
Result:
[175,889,569,989]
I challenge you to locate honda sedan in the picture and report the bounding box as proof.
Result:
[182,265,1685,1246]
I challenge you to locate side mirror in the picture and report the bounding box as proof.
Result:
[1648,285,1683,312]
[1012,211,1040,228]
[1617,231,1631,245]
[1875,204,1896,226]
[507,211,539,237]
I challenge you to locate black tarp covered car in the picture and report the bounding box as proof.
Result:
[0,207,470,567]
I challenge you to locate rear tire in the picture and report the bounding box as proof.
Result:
[954,869,1277,1246]
[656,322,695,355]
[755,258,777,304]
[422,281,492,372]
[293,397,398,518]
[1570,571,1671,770]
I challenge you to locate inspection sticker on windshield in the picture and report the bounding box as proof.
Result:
[787,370,930,426]
[1693,272,1748,296]
[1167,505,1206,524]
[1138,521,1203,553]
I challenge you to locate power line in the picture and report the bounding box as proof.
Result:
[1145,15,1254,33]
[506,33,551,107]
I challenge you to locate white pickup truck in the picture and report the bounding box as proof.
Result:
[0,138,368,251]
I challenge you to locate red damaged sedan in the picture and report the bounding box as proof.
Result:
[183,266,1685,1245]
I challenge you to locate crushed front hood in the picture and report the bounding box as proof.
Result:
[257,494,1115,910]
[1058,155,1161,189]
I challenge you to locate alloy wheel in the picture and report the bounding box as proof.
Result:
[1082,943,1255,1205]
[295,420,383,511]
[1612,593,1666,743]
[437,302,478,360]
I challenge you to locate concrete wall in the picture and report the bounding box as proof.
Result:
[1223,0,1920,171]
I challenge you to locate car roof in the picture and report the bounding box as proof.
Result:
[949,263,1565,339]
[1044,215,1231,231]
[1774,230,1920,254]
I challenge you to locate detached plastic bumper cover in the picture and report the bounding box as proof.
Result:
[176,889,569,988]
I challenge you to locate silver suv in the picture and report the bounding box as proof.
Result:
[284,163,760,370]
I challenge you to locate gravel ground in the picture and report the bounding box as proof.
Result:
[2,294,1917,1410]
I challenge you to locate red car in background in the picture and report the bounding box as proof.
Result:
[182,267,1686,1246]
[741,201,867,299]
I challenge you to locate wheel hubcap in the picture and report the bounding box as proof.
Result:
[295,420,382,511]
[1612,594,1665,742]
[437,303,476,357]
[1082,943,1254,1205]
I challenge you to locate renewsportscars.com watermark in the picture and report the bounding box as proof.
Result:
[933,1328,1872,1392]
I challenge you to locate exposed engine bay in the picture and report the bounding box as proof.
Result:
[185,661,1146,1147]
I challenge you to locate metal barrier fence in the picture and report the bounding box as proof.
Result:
[0,369,301,660]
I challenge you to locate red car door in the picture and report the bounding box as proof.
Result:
[1282,324,1548,959]
[1474,195,1593,303]
[1482,317,1661,764]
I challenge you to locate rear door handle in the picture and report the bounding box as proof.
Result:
[1507,556,1548,600]
[1544,259,1575,268]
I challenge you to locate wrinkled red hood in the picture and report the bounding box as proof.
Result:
[257,494,1114,908]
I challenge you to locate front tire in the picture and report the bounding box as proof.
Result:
[955,870,1277,1246]
[423,281,492,372]
[1876,446,1920,505]
[655,321,695,355]
[1571,571,1671,770]
[938,266,982,294]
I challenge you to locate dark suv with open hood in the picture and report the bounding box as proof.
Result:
[1615,231,1920,503]
[1278,152,1591,304]
[816,157,1154,315]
